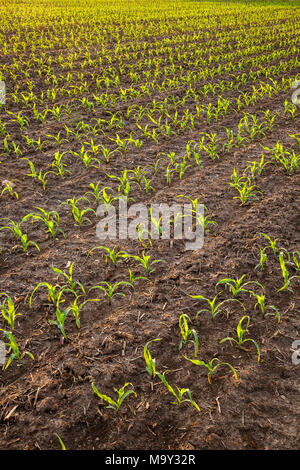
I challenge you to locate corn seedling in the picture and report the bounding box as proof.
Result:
[1,181,18,200]
[88,245,129,265]
[7,111,29,131]
[278,150,300,175]
[290,134,300,149]
[49,302,70,340]
[245,154,271,179]
[91,382,137,412]
[55,434,66,450]
[178,313,199,358]
[250,292,280,322]
[89,281,131,304]
[0,217,27,240]
[0,294,22,330]
[0,219,40,253]
[144,338,161,378]
[200,132,219,160]
[18,234,40,253]
[85,184,116,207]
[63,197,96,226]
[228,176,262,205]
[136,223,153,249]
[194,212,216,233]
[290,251,300,273]
[50,151,71,179]
[128,268,147,286]
[0,330,34,369]
[278,251,300,292]
[29,283,68,308]
[156,372,200,411]
[220,315,261,363]
[189,291,245,319]
[216,275,264,297]
[52,263,85,295]
[65,297,100,329]
[255,248,268,271]
[255,233,281,258]
[149,208,163,238]
[46,132,66,147]
[22,158,52,190]
[131,252,165,276]
[24,207,65,239]
[142,175,154,193]
[184,356,237,384]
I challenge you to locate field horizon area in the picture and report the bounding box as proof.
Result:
[0,0,299,451]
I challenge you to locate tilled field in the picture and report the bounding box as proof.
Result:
[0,0,299,450]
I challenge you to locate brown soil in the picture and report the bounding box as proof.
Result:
[0,4,299,451]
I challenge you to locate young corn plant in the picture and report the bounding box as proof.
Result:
[128,166,147,188]
[0,219,40,253]
[22,158,52,190]
[88,245,128,266]
[24,207,65,239]
[65,297,100,329]
[132,252,165,276]
[149,208,163,238]
[99,145,119,163]
[178,313,199,358]
[184,356,237,384]
[290,251,300,273]
[135,223,153,249]
[176,195,207,215]
[142,175,154,193]
[85,184,116,208]
[220,315,261,364]
[255,248,268,271]
[7,111,29,131]
[91,382,137,412]
[63,197,96,226]
[228,175,262,205]
[245,154,271,179]
[290,134,300,149]
[0,217,27,240]
[144,338,161,378]
[49,300,70,341]
[1,181,18,200]
[50,151,71,179]
[201,132,220,161]
[255,233,282,258]
[128,268,148,286]
[0,294,22,330]
[55,434,66,450]
[71,146,101,169]
[52,263,85,295]
[254,232,288,259]
[189,291,245,319]
[156,372,200,412]
[194,212,216,233]
[29,283,68,308]
[278,251,300,292]
[46,131,66,147]
[89,281,131,304]
[278,150,300,175]
[0,330,34,369]
[19,233,40,253]
[250,292,280,322]
[222,128,234,153]
[174,158,191,180]
[216,275,264,297]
